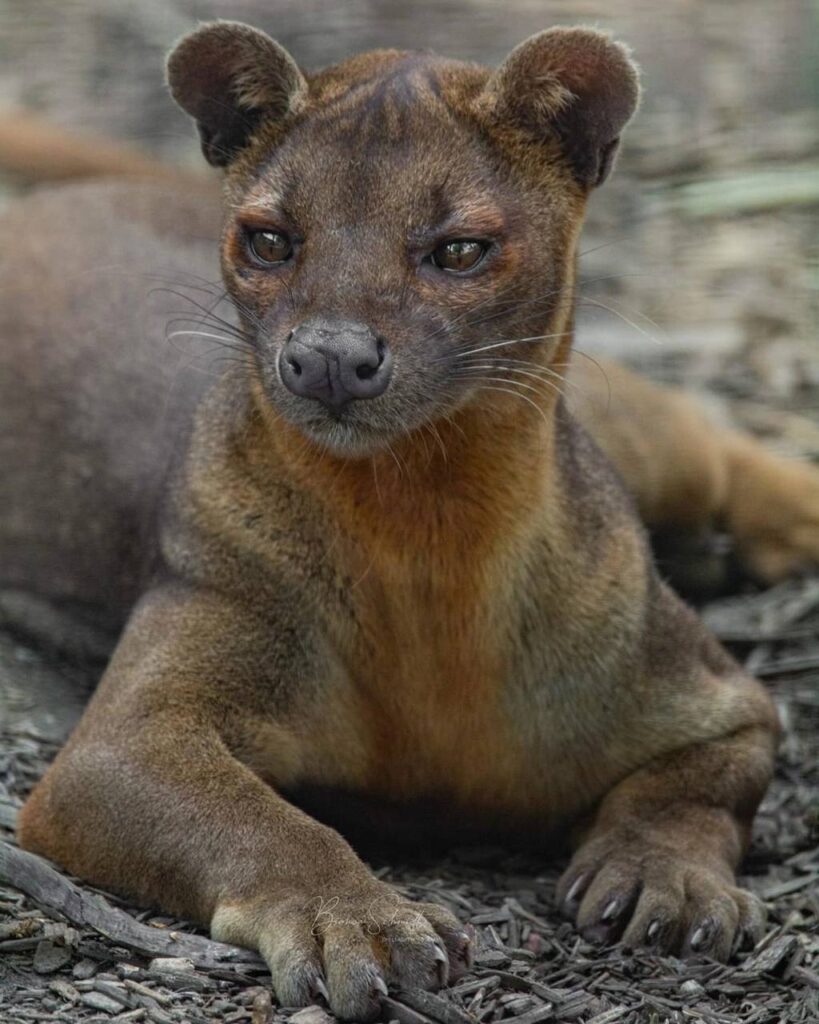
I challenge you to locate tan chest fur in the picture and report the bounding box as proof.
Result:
[342,558,516,806]
[245,392,742,827]
[269,403,565,815]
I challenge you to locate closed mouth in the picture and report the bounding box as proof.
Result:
[295,409,389,455]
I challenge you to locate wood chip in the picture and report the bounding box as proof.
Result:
[395,987,477,1024]
[289,1006,335,1024]
[48,978,81,1003]
[504,1003,554,1024]
[81,990,125,1015]
[32,937,73,974]
[740,934,799,976]
[249,988,273,1024]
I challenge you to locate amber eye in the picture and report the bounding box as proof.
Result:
[247,229,293,265]
[431,239,488,273]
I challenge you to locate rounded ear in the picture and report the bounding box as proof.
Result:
[483,27,640,188]
[166,21,307,168]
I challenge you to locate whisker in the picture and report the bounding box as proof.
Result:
[575,296,665,347]
[460,354,571,379]
[384,442,405,479]
[164,314,249,342]
[422,282,527,344]
[453,361,576,396]
[457,271,635,337]
[439,412,468,443]
[577,238,629,259]
[567,349,613,411]
[151,288,244,331]
[424,422,449,464]
[441,331,569,363]
[138,269,227,295]
[371,456,383,507]
[452,371,564,401]
[151,286,263,337]
[468,384,552,431]
[166,328,249,348]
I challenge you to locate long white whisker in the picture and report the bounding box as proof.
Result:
[576,296,664,347]
[384,442,405,479]
[469,384,552,431]
[460,272,639,336]
[452,373,564,403]
[459,356,578,389]
[439,332,568,364]
[166,329,249,346]
[454,362,574,396]
[426,422,449,464]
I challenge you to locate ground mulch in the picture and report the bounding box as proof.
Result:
[1,580,817,1024]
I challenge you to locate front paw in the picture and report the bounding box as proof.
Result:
[556,833,766,960]
[212,882,472,1020]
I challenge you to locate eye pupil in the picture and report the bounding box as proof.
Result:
[248,229,292,265]
[432,239,487,273]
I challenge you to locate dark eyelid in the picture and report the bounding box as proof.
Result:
[419,200,506,238]
[411,225,505,257]
[236,210,299,237]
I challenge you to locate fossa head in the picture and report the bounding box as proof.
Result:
[168,22,639,455]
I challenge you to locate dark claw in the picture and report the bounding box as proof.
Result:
[732,926,755,955]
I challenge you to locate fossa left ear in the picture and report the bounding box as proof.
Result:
[167,21,307,168]
[483,27,641,188]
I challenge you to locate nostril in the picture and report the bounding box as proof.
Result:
[287,357,302,376]
[355,338,387,381]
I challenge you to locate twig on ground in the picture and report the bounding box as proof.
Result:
[0,841,264,971]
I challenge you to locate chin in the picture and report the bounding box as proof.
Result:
[292,415,396,459]
[275,392,458,459]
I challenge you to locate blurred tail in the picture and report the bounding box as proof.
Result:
[0,108,211,188]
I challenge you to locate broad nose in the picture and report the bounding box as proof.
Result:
[279,319,393,409]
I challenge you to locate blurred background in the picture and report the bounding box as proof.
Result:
[1,0,817,448]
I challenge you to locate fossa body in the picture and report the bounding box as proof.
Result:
[3,22,817,1020]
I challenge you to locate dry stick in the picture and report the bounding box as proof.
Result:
[472,968,564,1006]
[392,988,478,1024]
[0,841,264,970]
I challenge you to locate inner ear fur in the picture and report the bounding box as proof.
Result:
[484,27,641,188]
[166,21,307,167]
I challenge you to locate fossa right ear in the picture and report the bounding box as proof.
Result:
[481,27,641,188]
[167,21,306,168]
